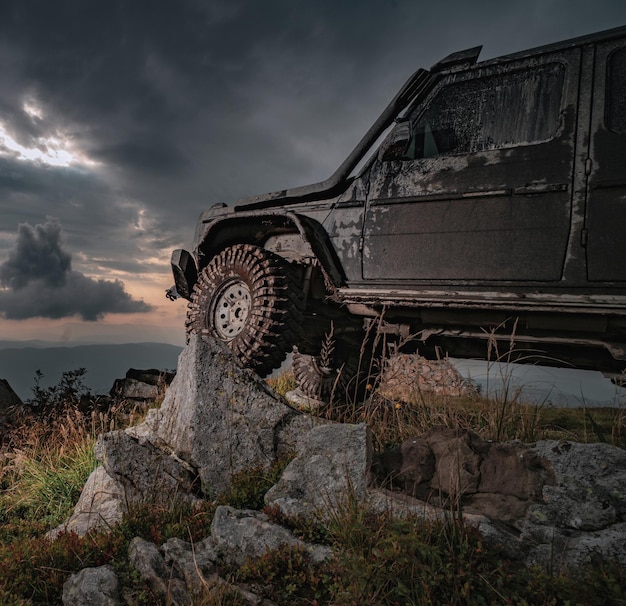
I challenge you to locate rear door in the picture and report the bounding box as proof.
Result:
[585,38,626,281]
[362,48,580,283]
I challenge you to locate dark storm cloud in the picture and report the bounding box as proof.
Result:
[0,218,152,320]
[94,137,189,176]
[0,218,71,289]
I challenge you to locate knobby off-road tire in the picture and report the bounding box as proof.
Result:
[186,244,303,377]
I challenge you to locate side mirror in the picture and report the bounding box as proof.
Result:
[380,121,412,162]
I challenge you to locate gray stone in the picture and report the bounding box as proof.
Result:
[0,378,22,409]
[517,440,626,569]
[95,429,199,506]
[110,368,175,400]
[210,505,332,566]
[378,353,477,400]
[0,378,22,435]
[162,537,219,594]
[128,537,191,606]
[266,423,626,571]
[265,423,373,519]
[48,466,125,539]
[111,377,160,400]
[139,334,318,497]
[62,565,120,606]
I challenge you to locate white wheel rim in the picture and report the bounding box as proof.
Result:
[212,280,251,340]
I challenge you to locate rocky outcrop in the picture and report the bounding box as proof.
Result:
[62,565,120,606]
[378,353,476,399]
[265,423,373,520]
[51,334,318,538]
[210,505,332,566]
[65,506,331,606]
[0,378,23,438]
[48,466,126,540]
[379,427,555,522]
[110,368,175,401]
[56,335,626,604]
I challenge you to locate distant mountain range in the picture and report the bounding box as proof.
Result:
[0,342,183,401]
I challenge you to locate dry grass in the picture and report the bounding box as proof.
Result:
[269,369,625,452]
[0,397,154,529]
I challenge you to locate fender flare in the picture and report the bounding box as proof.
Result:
[195,210,345,288]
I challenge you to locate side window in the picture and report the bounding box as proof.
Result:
[607,47,626,134]
[405,64,565,159]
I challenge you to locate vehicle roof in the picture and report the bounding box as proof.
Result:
[474,24,626,68]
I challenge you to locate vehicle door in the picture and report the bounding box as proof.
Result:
[585,37,626,281]
[362,48,580,283]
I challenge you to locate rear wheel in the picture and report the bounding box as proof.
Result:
[186,244,303,377]
[292,331,375,403]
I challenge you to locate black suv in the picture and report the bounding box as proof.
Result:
[168,25,626,399]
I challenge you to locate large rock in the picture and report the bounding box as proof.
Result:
[48,466,125,539]
[379,427,554,522]
[210,505,332,566]
[0,378,23,437]
[56,335,317,538]
[110,368,175,401]
[519,440,626,569]
[136,334,317,497]
[95,429,200,506]
[62,565,120,606]
[265,423,373,520]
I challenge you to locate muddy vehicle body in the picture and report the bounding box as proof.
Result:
[169,26,626,399]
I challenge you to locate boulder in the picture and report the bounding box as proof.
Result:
[136,334,317,497]
[48,466,125,539]
[56,334,318,538]
[128,537,191,605]
[210,505,332,566]
[95,429,200,506]
[379,427,554,521]
[62,565,120,606]
[519,440,626,569]
[263,424,625,570]
[265,423,373,520]
[0,378,23,437]
[110,368,175,401]
[378,353,476,400]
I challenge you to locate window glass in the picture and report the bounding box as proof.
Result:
[607,47,626,134]
[406,64,565,159]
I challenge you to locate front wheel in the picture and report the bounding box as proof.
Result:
[186,244,303,377]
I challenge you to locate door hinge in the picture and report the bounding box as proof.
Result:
[358,236,364,252]
[585,158,592,176]
[581,228,588,247]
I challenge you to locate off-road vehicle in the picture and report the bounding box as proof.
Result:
[168,25,626,400]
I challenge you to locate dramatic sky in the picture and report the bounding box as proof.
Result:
[1,0,626,346]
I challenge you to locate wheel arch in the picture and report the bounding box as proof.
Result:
[195,211,346,289]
